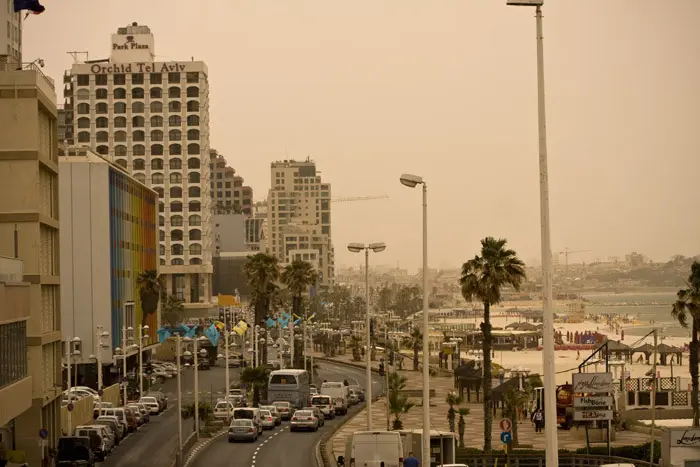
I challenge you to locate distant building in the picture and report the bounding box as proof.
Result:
[209,149,253,215]
[59,148,159,385]
[213,252,251,300]
[213,214,247,255]
[0,5,22,63]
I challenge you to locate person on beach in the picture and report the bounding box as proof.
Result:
[532,409,544,433]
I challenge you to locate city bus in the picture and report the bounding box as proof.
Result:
[267,369,311,409]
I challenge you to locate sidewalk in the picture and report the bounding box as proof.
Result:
[315,353,651,458]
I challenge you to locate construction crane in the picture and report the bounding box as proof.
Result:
[558,248,592,275]
[331,195,389,203]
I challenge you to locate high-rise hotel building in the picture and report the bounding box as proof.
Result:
[63,23,213,311]
[0,0,22,63]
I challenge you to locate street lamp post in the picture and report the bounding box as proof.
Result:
[348,242,387,431]
[506,1,557,464]
[185,335,208,439]
[175,334,183,457]
[92,328,110,404]
[118,326,134,405]
[137,325,150,398]
[399,173,430,466]
[65,336,82,433]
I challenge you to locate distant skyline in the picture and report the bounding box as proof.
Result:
[23,0,700,271]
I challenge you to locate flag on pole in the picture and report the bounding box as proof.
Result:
[306,313,316,322]
[13,0,45,15]
[180,324,197,338]
[293,318,301,327]
[157,327,171,342]
[266,317,275,328]
[204,323,220,347]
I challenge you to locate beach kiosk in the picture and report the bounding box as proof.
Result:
[662,428,700,467]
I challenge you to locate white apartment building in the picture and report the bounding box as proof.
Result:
[63,22,213,311]
[263,159,334,286]
[0,0,22,62]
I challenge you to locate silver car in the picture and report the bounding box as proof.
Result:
[290,410,319,432]
[260,410,275,430]
[259,405,282,425]
[228,419,258,442]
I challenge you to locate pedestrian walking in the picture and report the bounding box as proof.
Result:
[532,408,544,433]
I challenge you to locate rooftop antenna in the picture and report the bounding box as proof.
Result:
[67,51,89,63]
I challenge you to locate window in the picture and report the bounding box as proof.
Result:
[188,172,200,183]
[159,216,165,227]
[133,144,146,156]
[76,89,90,100]
[154,187,164,198]
[151,159,164,170]
[169,144,182,155]
[168,72,181,83]
[187,115,199,126]
[77,103,90,114]
[96,145,109,155]
[115,159,127,169]
[170,187,183,198]
[187,158,200,169]
[190,258,202,265]
[150,87,162,98]
[169,129,182,141]
[114,102,127,114]
[132,87,145,99]
[114,116,127,128]
[76,75,90,86]
[187,143,200,155]
[114,88,127,99]
[187,129,200,140]
[169,115,181,126]
[159,244,166,255]
[151,115,164,127]
[186,72,199,83]
[159,230,165,242]
[189,215,201,226]
[169,101,181,112]
[170,173,182,183]
[189,244,202,255]
[151,130,164,141]
[77,131,90,143]
[150,101,163,113]
[189,229,202,240]
[150,73,162,84]
[168,86,181,98]
[96,131,109,143]
[187,100,200,112]
[95,103,108,114]
[134,173,146,183]
[113,74,126,85]
[171,230,183,241]
[169,159,182,170]
[186,86,199,98]
[151,144,164,156]
[114,130,127,142]
[96,117,108,128]
[188,201,201,212]
[188,186,200,198]
[132,116,145,127]
[152,173,164,184]
[114,145,127,158]
[132,102,145,113]
[77,117,90,128]
[170,202,183,213]
[132,73,144,85]
[171,244,184,255]
[95,88,108,99]
[133,159,146,170]
[132,130,145,142]
[95,74,108,86]
[171,258,184,265]
[171,215,183,227]
[0,321,28,390]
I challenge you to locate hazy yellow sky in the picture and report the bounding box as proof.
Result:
[24,0,700,270]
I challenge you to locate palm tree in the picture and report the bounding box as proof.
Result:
[350,335,363,362]
[457,407,470,448]
[181,401,213,430]
[243,253,280,365]
[502,388,529,446]
[446,391,463,433]
[136,270,163,327]
[388,372,414,430]
[161,295,185,326]
[241,366,269,407]
[405,327,422,371]
[671,260,700,426]
[281,259,316,320]
[459,237,526,453]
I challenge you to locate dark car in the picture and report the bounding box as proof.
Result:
[56,436,95,466]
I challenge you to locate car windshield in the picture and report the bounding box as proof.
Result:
[260,410,271,417]
[231,420,252,427]
[233,409,255,419]
[273,402,290,407]
[312,397,331,405]
[295,411,312,417]
[216,402,231,409]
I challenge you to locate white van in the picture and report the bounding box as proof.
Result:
[341,431,404,467]
[320,382,349,415]
[232,408,263,435]
[99,408,128,434]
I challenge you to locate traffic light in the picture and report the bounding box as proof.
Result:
[369,318,375,339]
[145,361,153,375]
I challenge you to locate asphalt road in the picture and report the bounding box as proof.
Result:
[101,364,239,467]
[191,361,384,467]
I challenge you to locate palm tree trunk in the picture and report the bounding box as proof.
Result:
[482,301,493,452]
[692,319,699,427]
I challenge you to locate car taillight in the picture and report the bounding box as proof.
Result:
[249,428,254,432]
[268,417,272,421]
[291,417,297,421]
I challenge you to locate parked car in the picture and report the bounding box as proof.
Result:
[139,396,161,414]
[290,409,319,432]
[127,403,149,424]
[228,419,258,442]
[123,407,139,432]
[74,426,111,461]
[98,409,129,435]
[92,418,122,446]
[146,391,168,409]
[56,436,96,466]
[96,415,126,440]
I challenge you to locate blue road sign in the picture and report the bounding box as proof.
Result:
[500,431,512,444]
[39,428,48,439]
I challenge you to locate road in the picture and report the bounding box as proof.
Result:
[102,364,239,467]
[191,361,383,467]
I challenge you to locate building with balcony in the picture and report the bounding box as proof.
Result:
[0,67,62,465]
[0,1,22,63]
[62,22,213,312]
[208,149,253,215]
[59,147,159,385]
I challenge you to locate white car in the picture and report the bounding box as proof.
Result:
[139,396,161,414]
[214,400,235,421]
[260,410,275,430]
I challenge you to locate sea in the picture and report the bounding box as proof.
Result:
[578,291,687,338]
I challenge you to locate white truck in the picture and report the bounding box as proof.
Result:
[339,431,404,467]
[320,381,349,415]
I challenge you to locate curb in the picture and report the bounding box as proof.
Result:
[182,429,227,467]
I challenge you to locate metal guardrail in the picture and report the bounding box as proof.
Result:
[455,454,657,467]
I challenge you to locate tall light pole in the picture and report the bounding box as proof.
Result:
[175,334,183,457]
[91,328,109,404]
[65,336,81,433]
[506,1,557,464]
[185,335,208,439]
[137,325,150,398]
[399,173,430,466]
[117,326,134,405]
[348,242,387,431]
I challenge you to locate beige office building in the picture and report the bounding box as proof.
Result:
[0,67,62,465]
[209,149,253,215]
